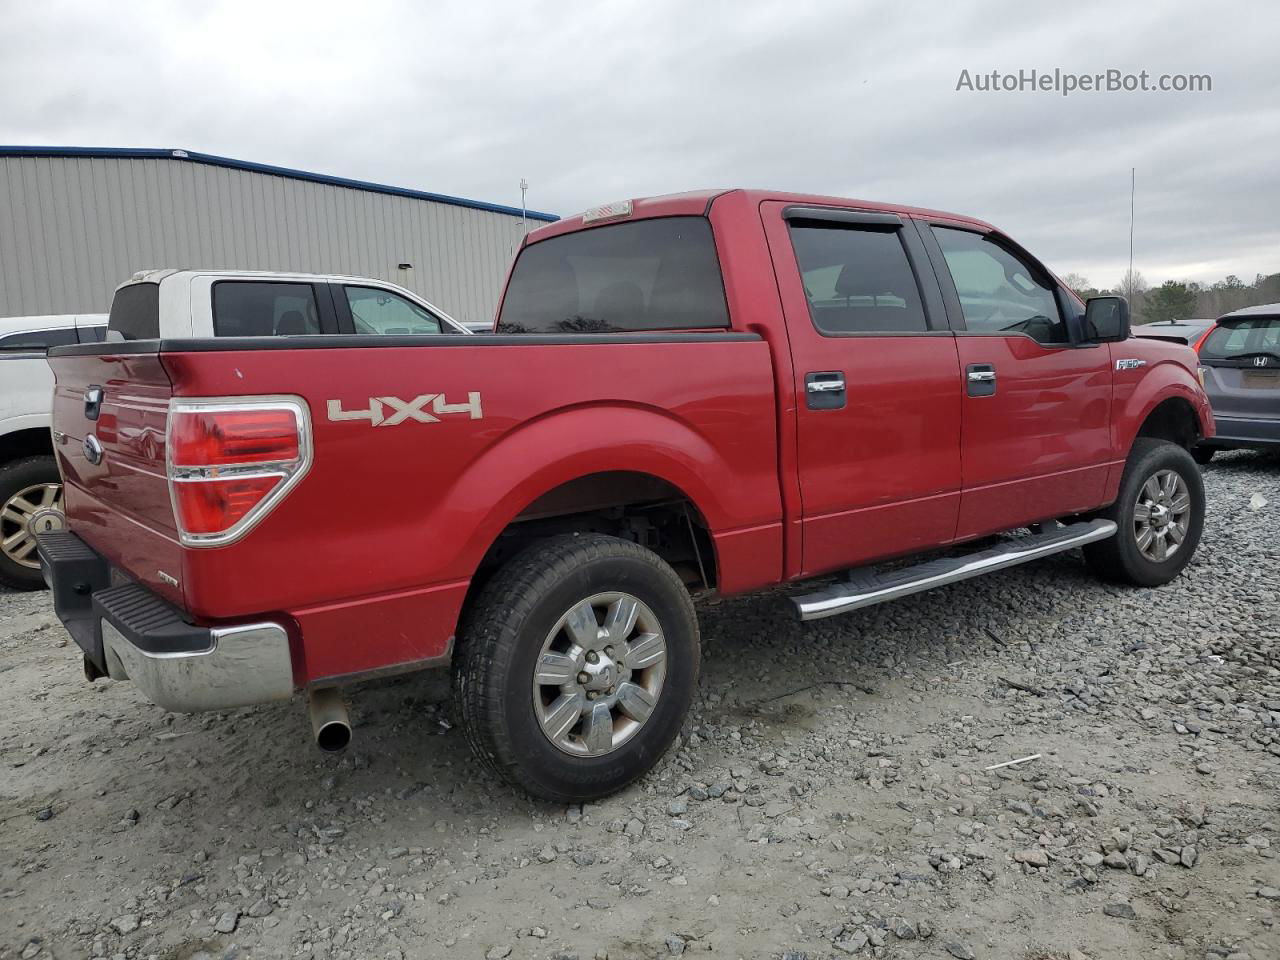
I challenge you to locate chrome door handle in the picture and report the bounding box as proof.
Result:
[84,385,104,421]
[807,378,846,393]
[967,370,996,383]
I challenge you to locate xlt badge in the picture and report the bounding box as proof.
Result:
[327,393,483,426]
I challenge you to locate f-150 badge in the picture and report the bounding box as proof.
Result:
[327,393,483,426]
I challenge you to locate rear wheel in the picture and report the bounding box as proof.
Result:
[454,533,699,801]
[0,456,63,590]
[1083,439,1204,587]
[1192,446,1215,465]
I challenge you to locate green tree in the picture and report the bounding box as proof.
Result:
[1144,280,1199,324]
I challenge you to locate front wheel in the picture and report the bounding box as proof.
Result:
[1083,439,1205,587]
[454,533,699,801]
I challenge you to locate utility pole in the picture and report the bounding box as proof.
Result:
[1128,167,1135,297]
[520,178,529,232]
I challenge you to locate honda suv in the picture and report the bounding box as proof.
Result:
[1194,303,1280,463]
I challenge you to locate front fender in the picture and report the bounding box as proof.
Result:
[1113,357,1213,456]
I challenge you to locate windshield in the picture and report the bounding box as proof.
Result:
[1200,316,1280,360]
[496,217,729,334]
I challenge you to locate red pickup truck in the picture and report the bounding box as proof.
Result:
[39,189,1213,801]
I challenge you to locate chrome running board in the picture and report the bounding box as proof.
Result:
[792,518,1117,622]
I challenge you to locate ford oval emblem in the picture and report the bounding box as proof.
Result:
[83,434,104,465]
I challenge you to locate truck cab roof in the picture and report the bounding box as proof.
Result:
[528,188,995,244]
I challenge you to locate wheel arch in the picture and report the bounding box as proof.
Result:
[0,425,55,466]
[1116,362,1212,457]
[439,403,774,595]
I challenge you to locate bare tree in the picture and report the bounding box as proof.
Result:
[1060,272,1091,297]
[1115,268,1149,321]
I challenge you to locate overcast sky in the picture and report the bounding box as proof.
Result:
[3,0,1277,288]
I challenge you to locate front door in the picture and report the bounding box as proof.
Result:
[761,202,963,577]
[922,224,1113,540]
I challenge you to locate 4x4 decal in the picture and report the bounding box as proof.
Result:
[327,393,483,426]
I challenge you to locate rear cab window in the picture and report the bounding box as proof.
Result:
[497,217,729,333]
[107,283,160,341]
[212,282,322,337]
[1200,315,1280,362]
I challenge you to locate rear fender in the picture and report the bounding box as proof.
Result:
[440,402,781,592]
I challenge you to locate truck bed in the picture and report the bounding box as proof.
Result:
[49,333,783,683]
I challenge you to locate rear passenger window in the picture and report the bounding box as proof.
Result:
[0,327,79,352]
[213,282,321,337]
[344,287,442,335]
[788,224,928,334]
[108,283,160,340]
[932,227,1068,345]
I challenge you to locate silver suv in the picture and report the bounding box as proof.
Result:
[1194,303,1280,463]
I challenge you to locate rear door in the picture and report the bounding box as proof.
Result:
[761,202,963,577]
[1199,313,1280,427]
[920,223,1113,539]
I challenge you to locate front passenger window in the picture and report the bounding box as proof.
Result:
[933,227,1068,345]
[344,287,443,335]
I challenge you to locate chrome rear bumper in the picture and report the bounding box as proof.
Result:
[38,530,295,713]
[102,619,294,712]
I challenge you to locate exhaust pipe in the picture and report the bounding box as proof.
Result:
[308,687,351,752]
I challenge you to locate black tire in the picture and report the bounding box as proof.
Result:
[1192,446,1215,465]
[454,533,699,802]
[1083,439,1205,587]
[0,456,62,591]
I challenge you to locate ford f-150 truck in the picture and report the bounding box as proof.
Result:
[39,189,1213,801]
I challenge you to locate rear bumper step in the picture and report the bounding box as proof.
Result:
[792,519,1117,622]
[36,530,295,712]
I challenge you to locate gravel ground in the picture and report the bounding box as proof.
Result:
[2,451,1278,960]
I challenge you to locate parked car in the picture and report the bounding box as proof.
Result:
[1192,302,1280,463]
[1134,318,1214,347]
[103,269,472,339]
[39,190,1213,801]
[0,313,106,588]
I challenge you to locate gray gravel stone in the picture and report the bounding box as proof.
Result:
[212,910,239,934]
[1014,848,1048,868]
[108,916,139,935]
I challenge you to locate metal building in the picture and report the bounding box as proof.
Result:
[0,147,556,325]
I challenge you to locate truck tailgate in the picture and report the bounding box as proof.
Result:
[49,346,184,606]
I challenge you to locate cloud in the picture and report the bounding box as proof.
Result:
[2,0,1276,286]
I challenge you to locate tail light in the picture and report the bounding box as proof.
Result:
[1192,325,1214,353]
[167,397,311,546]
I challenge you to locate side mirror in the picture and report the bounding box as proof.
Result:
[1084,296,1130,342]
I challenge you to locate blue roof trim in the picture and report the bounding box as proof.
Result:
[0,146,559,222]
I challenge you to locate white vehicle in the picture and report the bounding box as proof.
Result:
[2,269,467,589]
[104,269,472,340]
[0,313,107,588]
